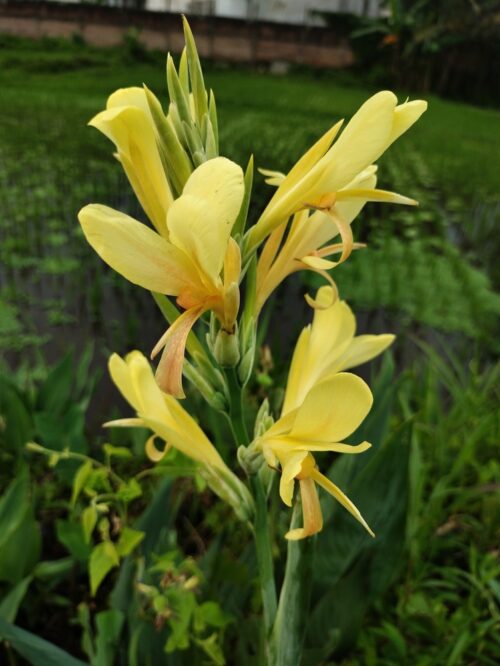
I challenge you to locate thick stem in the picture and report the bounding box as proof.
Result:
[224,368,277,658]
[251,473,278,641]
[270,499,315,666]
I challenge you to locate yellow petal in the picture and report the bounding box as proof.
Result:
[108,353,140,412]
[79,204,200,296]
[167,157,244,281]
[223,237,242,289]
[335,188,417,206]
[89,98,172,235]
[106,86,151,115]
[258,167,286,187]
[389,100,428,145]
[284,440,372,455]
[145,435,171,462]
[300,255,338,271]
[153,306,206,398]
[282,296,354,413]
[285,477,323,540]
[333,334,395,373]
[289,373,373,443]
[315,91,398,193]
[279,451,308,507]
[311,468,375,537]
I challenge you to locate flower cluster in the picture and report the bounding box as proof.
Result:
[79,18,426,540]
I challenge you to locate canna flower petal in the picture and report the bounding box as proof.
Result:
[167,157,244,282]
[288,373,373,444]
[152,305,207,398]
[279,451,309,507]
[89,88,172,236]
[310,468,374,537]
[107,351,254,520]
[78,204,201,296]
[285,478,323,540]
[282,288,394,413]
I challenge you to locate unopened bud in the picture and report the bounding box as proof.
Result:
[214,329,240,367]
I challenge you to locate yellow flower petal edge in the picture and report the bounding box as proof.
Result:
[107,351,254,520]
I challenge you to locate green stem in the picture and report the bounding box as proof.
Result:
[270,500,315,666]
[251,473,278,641]
[224,367,277,657]
[225,367,249,446]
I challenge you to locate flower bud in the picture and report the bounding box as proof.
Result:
[214,329,240,367]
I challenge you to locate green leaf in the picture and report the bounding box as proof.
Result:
[36,350,74,416]
[81,506,98,544]
[94,610,124,666]
[0,472,30,551]
[0,576,32,623]
[71,460,93,507]
[116,528,144,558]
[195,633,225,666]
[116,478,142,503]
[56,520,91,563]
[0,616,88,666]
[0,377,34,451]
[33,558,74,580]
[89,541,119,597]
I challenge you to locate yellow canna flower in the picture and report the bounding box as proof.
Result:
[258,372,374,540]
[282,285,394,414]
[105,351,253,520]
[79,157,244,397]
[89,87,174,237]
[256,288,394,539]
[246,90,427,256]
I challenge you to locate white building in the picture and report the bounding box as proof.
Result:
[144,0,383,23]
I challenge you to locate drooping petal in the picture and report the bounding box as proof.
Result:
[167,157,244,282]
[79,204,199,296]
[311,468,374,537]
[285,477,323,540]
[279,451,309,507]
[153,305,206,398]
[281,439,372,455]
[289,373,373,443]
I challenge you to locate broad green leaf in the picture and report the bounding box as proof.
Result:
[0,473,30,551]
[56,520,91,563]
[102,443,132,460]
[0,576,32,623]
[89,541,119,597]
[0,377,34,451]
[0,616,88,666]
[94,610,124,666]
[116,528,144,558]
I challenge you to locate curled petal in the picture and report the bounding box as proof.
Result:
[152,305,206,397]
[145,435,171,462]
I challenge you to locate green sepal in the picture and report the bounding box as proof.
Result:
[183,16,208,125]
